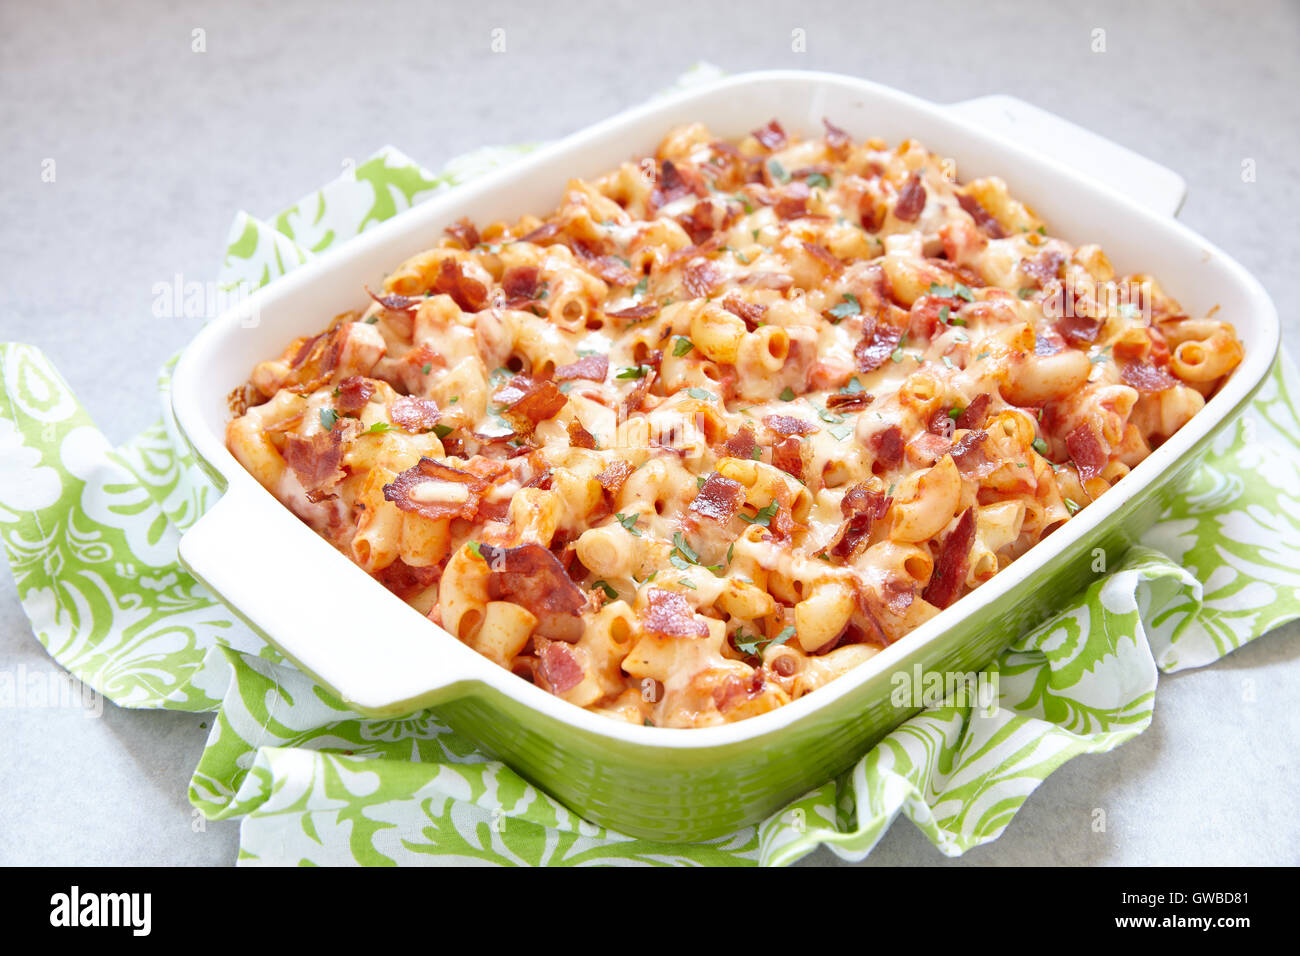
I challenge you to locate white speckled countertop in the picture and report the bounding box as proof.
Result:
[1,0,1297,866]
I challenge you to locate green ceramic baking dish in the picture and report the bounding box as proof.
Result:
[171,71,1279,842]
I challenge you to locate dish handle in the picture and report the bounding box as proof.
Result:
[946,94,1187,219]
[178,482,482,716]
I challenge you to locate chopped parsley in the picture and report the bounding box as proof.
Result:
[616,365,650,380]
[592,580,619,600]
[616,512,642,536]
[948,406,964,419]
[734,624,796,657]
[1032,437,1049,455]
[466,541,484,559]
[1064,498,1081,515]
[768,159,791,183]
[673,336,695,357]
[366,421,393,434]
[806,172,831,189]
[433,423,454,439]
[632,277,648,296]
[319,408,338,432]
[780,386,796,401]
[828,293,862,321]
[740,501,780,527]
[687,387,716,402]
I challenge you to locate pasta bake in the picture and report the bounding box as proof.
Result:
[226,119,1243,728]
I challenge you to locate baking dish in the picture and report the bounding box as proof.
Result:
[172,71,1279,842]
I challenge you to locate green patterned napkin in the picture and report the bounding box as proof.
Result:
[3,87,1299,865]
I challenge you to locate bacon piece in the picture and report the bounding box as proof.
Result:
[640,587,708,639]
[828,483,889,559]
[365,287,421,313]
[432,258,489,312]
[854,319,903,373]
[949,430,995,478]
[682,258,724,299]
[751,119,787,150]
[893,174,926,222]
[1056,309,1103,347]
[722,295,767,329]
[384,458,489,521]
[606,303,658,321]
[955,393,990,430]
[775,182,810,220]
[335,376,376,414]
[771,436,804,481]
[479,542,587,642]
[524,468,553,490]
[444,217,480,250]
[283,431,344,493]
[882,577,915,616]
[1066,423,1108,482]
[1034,329,1067,356]
[871,426,904,469]
[494,375,567,434]
[677,200,718,245]
[922,507,977,609]
[763,414,815,436]
[555,354,608,382]
[1120,361,1178,393]
[1021,248,1065,288]
[501,265,541,304]
[739,272,794,291]
[649,159,707,212]
[519,222,561,245]
[389,396,441,432]
[823,117,852,156]
[860,193,884,233]
[567,420,597,449]
[375,558,442,601]
[724,425,757,460]
[588,255,638,287]
[596,459,634,500]
[826,391,874,412]
[537,641,584,693]
[619,350,662,418]
[956,193,1006,239]
[801,241,842,274]
[689,473,745,523]
[927,407,956,437]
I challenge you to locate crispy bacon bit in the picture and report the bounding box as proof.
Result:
[927,407,955,436]
[649,159,707,212]
[1034,329,1066,356]
[335,376,376,414]
[432,258,489,313]
[501,265,541,304]
[1056,309,1103,347]
[291,332,324,369]
[949,430,994,478]
[524,468,553,490]
[752,119,787,151]
[519,222,561,245]
[683,258,724,299]
[384,458,488,521]
[640,587,708,639]
[740,272,795,291]
[871,426,904,469]
[882,577,915,616]
[678,200,718,245]
[567,420,597,449]
[444,217,481,250]
[801,241,842,274]
[922,507,977,609]
[955,392,990,430]
[365,287,422,313]
[721,295,767,329]
[608,304,659,322]
[768,505,796,541]
[829,483,889,559]
[689,473,746,523]
[374,558,442,601]
[771,436,804,481]
[537,641,584,693]
[390,396,441,432]
[596,459,635,500]
[1021,248,1065,288]
[494,375,567,434]
[588,255,638,287]
[826,391,874,412]
[775,182,811,220]
[956,193,1007,239]
[619,350,661,417]
[555,354,608,382]
[283,431,343,492]
[823,117,852,156]
[854,319,903,373]
[1120,361,1178,393]
[893,174,926,222]
[724,425,757,460]
[479,542,587,642]
[763,414,815,436]
[1067,423,1108,482]
[860,193,884,233]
